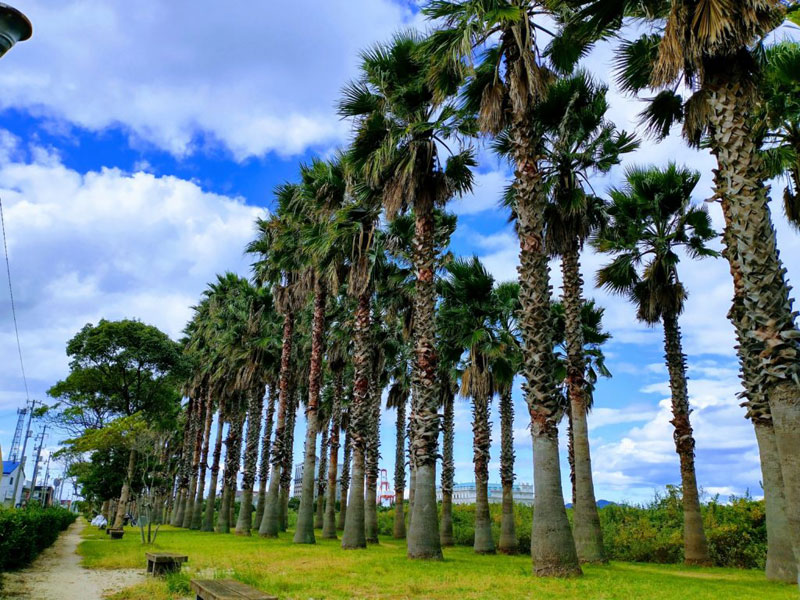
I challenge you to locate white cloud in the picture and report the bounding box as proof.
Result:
[451,170,510,216]
[0,0,414,159]
[0,130,263,425]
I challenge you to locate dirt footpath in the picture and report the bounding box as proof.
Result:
[1,518,144,600]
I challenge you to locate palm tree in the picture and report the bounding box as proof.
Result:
[438,256,498,554]
[326,197,381,550]
[491,281,522,554]
[387,377,409,539]
[322,355,346,539]
[437,366,458,547]
[534,71,637,562]
[425,1,582,574]
[315,414,330,531]
[569,0,800,568]
[338,403,352,532]
[759,41,800,230]
[218,398,245,534]
[340,31,475,559]
[323,295,353,539]
[551,300,612,506]
[190,391,214,530]
[595,164,717,566]
[254,384,277,531]
[248,193,306,538]
[290,157,348,545]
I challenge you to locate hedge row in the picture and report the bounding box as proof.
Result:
[374,488,768,569]
[0,506,77,571]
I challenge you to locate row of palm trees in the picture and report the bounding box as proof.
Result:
[163,0,799,583]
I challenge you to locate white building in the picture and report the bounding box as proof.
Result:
[293,461,344,501]
[1,461,26,507]
[436,482,535,506]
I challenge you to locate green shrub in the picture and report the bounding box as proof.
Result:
[371,487,769,569]
[0,506,77,572]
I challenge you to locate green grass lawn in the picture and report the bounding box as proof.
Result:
[79,524,796,600]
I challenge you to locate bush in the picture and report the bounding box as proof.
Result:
[0,506,77,571]
[373,487,769,569]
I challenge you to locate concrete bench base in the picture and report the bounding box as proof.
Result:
[190,578,277,600]
[146,552,188,576]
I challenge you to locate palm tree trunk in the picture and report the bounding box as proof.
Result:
[218,408,245,534]
[315,424,329,530]
[365,371,381,544]
[338,422,351,532]
[255,385,276,530]
[708,78,800,577]
[724,227,797,583]
[191,392,214,530]
[513,126,581,577]
[203,399,226,532]
[393,394,407,540]
[561,244,605,563]
[323,373,343,539]
[754,421,798,582]
[172,398,195,527]
[407,390,416,535]
[280,387,299,532]
[112,449,136,529]
[183,396,205,528]
[661,310,710,565]
[439,387,454,546]
[259,311,295,538]
[407,193,442,560]
[498,386,517,554]
[472,392,495,554]
[342,291,371,550]
[235,389,264,535]
[295,280,327,544]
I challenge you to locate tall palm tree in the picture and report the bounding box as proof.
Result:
[438,256,498,554]
[491,281,522,554]
[326,196,381,550]
[322,356,346,539]
[254,384,277,530]
[551,300,612,506]
[437,366,458,547]
[568,0,800,568]
[425,1,581,574]
[323,295,353,539]
[595,164,717,566]
[191,390,214,530]
[535,71,637,563]
[340,31,475,559]
[293,157,348,545]
[338,402,352,532]
[218,398,245,534]
[248,192,307,538]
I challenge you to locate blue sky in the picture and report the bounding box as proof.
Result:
[0,0,798,505]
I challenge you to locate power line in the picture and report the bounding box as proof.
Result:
[0,195,30,403]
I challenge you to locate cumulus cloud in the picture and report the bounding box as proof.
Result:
[0,130,263,416]
[0,0,414,159]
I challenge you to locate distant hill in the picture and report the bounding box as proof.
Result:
[565,499,617,509]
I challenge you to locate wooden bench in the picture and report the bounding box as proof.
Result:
[146,552,188,576]
[190,579,277,600]
[109,528,124,539]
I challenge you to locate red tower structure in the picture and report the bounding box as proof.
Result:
[378,468,394,505]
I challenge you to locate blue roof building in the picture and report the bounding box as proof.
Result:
[1,460,26,507]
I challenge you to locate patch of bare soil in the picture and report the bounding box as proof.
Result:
[1,518,144,600]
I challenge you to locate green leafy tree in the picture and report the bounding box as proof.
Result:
[49,319,184,531]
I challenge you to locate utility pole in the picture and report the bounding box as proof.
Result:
[26,423,47,505]
[11,398,40,507]
[41,453,51,506]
